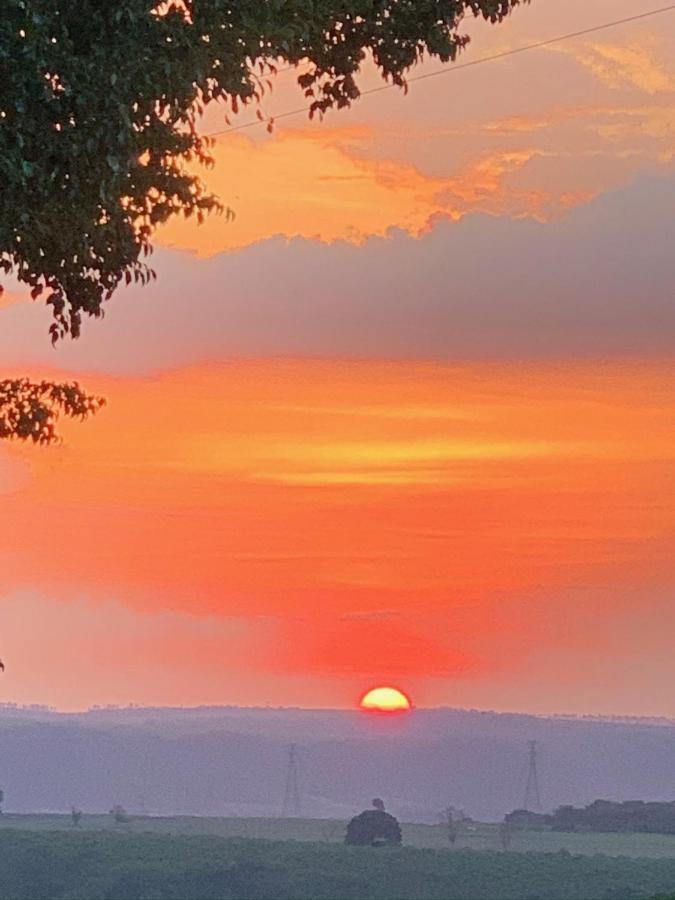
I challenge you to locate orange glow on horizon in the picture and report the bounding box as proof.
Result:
[0,347,668,712]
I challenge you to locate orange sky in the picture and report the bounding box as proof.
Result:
[2,0,675,713]
[2,359,675,711]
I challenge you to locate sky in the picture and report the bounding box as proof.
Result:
[2,0,675,714]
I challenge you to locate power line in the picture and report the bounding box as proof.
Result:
[207,4,675,138]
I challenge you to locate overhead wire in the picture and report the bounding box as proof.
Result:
[204,4,675,138]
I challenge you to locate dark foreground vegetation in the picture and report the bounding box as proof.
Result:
[508,801,675,835]
[553,801,675,835]
[1,830,675,900]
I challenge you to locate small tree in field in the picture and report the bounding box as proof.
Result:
[345,799,402,846]
[110,804,131,825]
[440,806,468,846]
[0,0,529,441]
[499,819,514,851]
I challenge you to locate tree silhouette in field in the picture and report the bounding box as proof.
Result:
[110,804,131,825]
[499,819,514,851]
[550,800,675,835]
[440,805,469,846]
[0,0,528,441]
[345,799,402,846]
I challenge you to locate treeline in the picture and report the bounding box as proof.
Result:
[1,829,675,899]
[507,800,675,834]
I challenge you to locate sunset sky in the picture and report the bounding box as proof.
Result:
[2,0,675,714]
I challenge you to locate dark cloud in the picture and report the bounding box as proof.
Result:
[2,174,675,375]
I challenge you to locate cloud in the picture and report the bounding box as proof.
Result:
[154,129,579,257]
[254,437,597,488]
[592,105,675,145]
[2,356,674,622]
[555,41,675,95]
[1,173,674,373]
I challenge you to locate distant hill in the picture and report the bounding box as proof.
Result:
[0,705,674,822]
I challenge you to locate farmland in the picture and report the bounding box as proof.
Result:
[0,818,675,899]
[4,813,675,860]
[0,827,675,899]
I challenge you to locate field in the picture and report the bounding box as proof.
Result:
[0,819,674,899]
[4,813,675,860]
[2,828,675,899]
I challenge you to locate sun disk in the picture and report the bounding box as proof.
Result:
[359,686,412,714]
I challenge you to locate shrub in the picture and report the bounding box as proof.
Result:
[345,810,402,847]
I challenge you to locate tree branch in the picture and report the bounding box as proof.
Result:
[0,379,105,444]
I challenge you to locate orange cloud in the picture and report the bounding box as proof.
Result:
[592,105,675,145]
[156,130,586,256]
[3,359,675,621]
[556,41,675,95]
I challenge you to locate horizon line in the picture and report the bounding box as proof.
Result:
[1,701,674,726]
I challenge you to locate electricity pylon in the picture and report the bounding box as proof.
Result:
[523,740,542,811]
[281,743,302,817]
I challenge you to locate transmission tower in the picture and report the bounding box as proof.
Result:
[522,740,542,811]
[281,744,302,817]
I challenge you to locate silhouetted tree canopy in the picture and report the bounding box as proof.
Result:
[0,0,527,441]
[551,800,675,836]
[1,0,528,339]
[345,809,402,846]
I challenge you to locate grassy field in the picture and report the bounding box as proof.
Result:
[3,813,675,860]
[1,828,675,899]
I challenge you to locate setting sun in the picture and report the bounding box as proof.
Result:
[359,686,412,714]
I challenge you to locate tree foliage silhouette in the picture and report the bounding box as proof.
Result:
[0,379,104,444]
[345,808,403,846]
[0,0,527,441]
